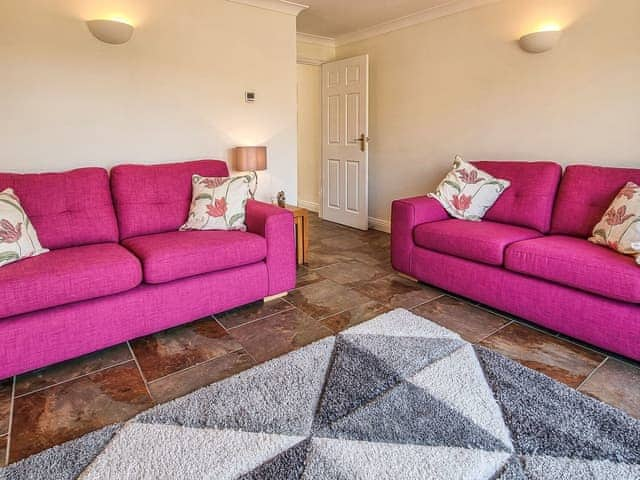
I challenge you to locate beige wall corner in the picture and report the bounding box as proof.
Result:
[297,33,336,64]
[296,63,322,211]
[296,34,335,210]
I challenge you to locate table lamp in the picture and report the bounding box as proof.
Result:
[234,146,267,198]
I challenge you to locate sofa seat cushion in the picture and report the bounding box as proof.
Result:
[122,230,267,284]
[413,219,542,266]
[0,243,142,319]
[505,235,640,303]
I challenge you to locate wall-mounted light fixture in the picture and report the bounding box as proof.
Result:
[86,19,134,45]
[518,26,562,54]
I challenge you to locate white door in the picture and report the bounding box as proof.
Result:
[321,55,369,230]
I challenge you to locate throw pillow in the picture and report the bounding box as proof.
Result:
[180,173,254,232]
[0,188,48,267]
[589,182,640,265]
[429,156,511,221]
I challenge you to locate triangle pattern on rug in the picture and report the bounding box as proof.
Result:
[475,345,640,464]
[315,381,510,453]
[495,456,527,480]
[342,308,461,339]
[0,424,120,480]
[302,437,511,480]
[341,333,465,379]
[313,335,400,429]
[408,344,512,448]
[522,455,640,479]
[136,337,335,436]
[237,438,311,480]
[82,423,305,480]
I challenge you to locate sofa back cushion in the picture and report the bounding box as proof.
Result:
[111,159,229,239]
[551,165,640,238]
[0,168,118,249]
[472,161,562,233]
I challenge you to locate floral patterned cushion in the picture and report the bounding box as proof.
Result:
[180,174,254,232]
[428,156,511,221]
[589,182,640,265]
[0,188,48,267]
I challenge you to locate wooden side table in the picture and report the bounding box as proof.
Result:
[284,204,309,265]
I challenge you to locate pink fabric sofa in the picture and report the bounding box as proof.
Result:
[392,162,640,361]
[0,160,295,379]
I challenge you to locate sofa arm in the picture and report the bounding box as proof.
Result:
[391,196,449,274]
[245,200,296,296]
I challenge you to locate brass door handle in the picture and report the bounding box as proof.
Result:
[353,134,370,152]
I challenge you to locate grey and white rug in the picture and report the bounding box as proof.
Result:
[2,309,639,479]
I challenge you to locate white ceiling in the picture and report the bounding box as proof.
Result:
[297,0,471,38]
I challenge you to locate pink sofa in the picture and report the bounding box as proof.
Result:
[392,162,640,361]
[0,160,295,379]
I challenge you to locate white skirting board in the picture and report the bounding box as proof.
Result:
[297,200,390,233]
[297,200,320,212]
[368,216,391,233]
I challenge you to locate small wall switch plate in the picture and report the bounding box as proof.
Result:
[245,91,256,103]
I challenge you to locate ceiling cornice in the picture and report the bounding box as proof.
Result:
[301,0,502,47]
[227,0,308,16]
[296,32,336,47]
[297,56,324,66]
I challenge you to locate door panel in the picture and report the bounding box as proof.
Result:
[345,160,359,213]
[327,95,341,144]
[346,93,360,146]
[346,65,360,84]
[327,159,340,209]
[321,54,369,230]
[327,70,340,88]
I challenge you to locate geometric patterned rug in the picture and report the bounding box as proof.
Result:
[2,308,639,479]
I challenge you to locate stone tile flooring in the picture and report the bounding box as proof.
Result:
[1,212,639,466]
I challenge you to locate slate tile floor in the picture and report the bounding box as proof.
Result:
[1,212,639,466]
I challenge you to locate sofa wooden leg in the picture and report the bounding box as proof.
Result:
[397,273,419,283]
[264,292,288,302]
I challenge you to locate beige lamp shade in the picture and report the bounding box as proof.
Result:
[234,146,267,171]
[87,19,134,45]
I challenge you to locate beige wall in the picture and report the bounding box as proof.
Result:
[297,40,335,65]
[337,0,640,224]
[296,38,335,211]
[297,63,322,210]
[0,0,298,203]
